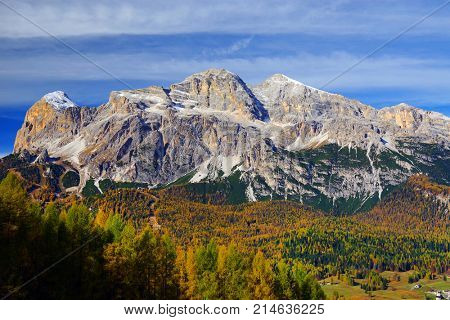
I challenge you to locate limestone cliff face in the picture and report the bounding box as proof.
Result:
[169,69,268,121]
[379,104,423,129]
[13,69,450,209]
[14,91,95,154]
[378,103,449,138]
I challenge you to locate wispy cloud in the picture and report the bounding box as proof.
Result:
[1,0,449,37]
[2,48,449,89]
[209,36,254,56]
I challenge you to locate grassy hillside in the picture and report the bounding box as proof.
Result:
[322,271,448,300]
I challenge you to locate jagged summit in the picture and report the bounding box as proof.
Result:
[252,72,378,125]
[188,68,238,79]
[381,103,449,120]
[380,103,422,114]
[391,102,416,109]
[43,91,77,111]
[169,68,269,121]
[254,72,343,104]
[381,103,449,122]
[265,73,307,86]
[259,73,339,97]
[378,102,449,134]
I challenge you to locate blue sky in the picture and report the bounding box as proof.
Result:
[1,0,449,156]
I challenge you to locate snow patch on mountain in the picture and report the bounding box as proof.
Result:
[190,159,212,183]
[43,91,77,110]
[51,136,86,165]
[267,73,332,95]
[287,131,329,151]
[246,184,257,202]
[220,155,242,177]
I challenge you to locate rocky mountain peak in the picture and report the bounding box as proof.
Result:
[43,91,78,111]
[189,68,238,79]
[169,68,269,121]
[392,102,416,109]
[252,73,377,124]
[264,73,308,86]
[14,92,89,154]
[378,103,449,135]
[254,73,338,107]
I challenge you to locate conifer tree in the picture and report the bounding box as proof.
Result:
[248,251,275,299]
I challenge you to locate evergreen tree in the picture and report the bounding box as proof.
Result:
[194,240,219,299]
[248,251,275,299]
[222,243,249,299]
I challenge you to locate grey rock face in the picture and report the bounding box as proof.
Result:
[13,69,450,211]
[170,69,268,121]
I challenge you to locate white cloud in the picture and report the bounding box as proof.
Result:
[0,0,449,37]
[210,37,253,56]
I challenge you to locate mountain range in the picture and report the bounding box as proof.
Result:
[8,68,450,213]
